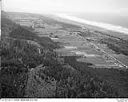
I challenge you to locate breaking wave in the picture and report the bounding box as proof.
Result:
[56,13,128,35]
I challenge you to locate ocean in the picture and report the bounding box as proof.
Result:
[56,12,128,34]
[72,13,128,28]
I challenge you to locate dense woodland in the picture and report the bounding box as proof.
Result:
[99,37,128,56]
[1,12,128,98]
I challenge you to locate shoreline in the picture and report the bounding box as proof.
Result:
[55,13,128,35]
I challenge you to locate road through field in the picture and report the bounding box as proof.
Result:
[53,29,128,70]
[89,42,128,69]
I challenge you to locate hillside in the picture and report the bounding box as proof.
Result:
[1,11,127,98]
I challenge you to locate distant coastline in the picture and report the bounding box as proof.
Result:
[56,13,128,35]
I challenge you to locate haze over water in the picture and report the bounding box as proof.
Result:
[72,12,128,29]
[56,12,128,34]
[3,0,128,34]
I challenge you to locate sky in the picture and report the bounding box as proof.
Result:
[2,0,128,14]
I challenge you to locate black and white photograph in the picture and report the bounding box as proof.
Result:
[1,0,128,100]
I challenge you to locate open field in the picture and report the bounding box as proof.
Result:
[53,30,128,69]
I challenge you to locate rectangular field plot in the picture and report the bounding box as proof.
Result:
[112,54,128,66]
[77,56,117,67]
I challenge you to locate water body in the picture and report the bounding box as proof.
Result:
[73,13,128,28]
[56,13,128,35]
